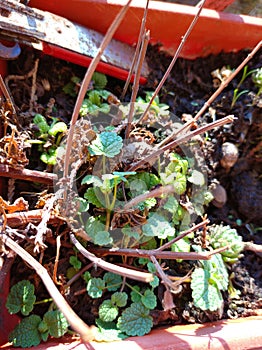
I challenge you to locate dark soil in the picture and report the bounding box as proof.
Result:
[3,44,262,332]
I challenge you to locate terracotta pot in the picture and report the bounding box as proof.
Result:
[0,1,262,349]
[1,315,262,349]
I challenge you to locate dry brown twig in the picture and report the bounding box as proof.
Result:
[128,115,234,171]
[63,0,133,181]
[125,29,150,139]
[137,0,207,125]
[121,0,150,99]
[1,231,96,342]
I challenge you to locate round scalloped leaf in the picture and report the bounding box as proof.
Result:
[99,300,118,322]
[111,292,128,308]
[94,231,113,246]
[103,272,122,292]
[95,319,127,342]
[88,131,123,158]
[6,280,36,316]
[141,289,157,310]
[9,315,42,348]
[42,310,69,338]
[117,302,153,336]
[87,278,105,298]
[142,213,175,239]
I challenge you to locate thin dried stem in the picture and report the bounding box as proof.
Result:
[70,232,153,283]
[0,74,16,115]
[6,209,63,228]
[156,219,209,251]
[123,184,174,210]
[150,255,174,290]
[121,0,150,99]
[136,0,207,125]
[1,232,96,342]
[0,164,57,184]
[129,115,234,171]
[63,0,132,180]
[244,242,262,255]
[161,40,262,146]
[90,245,229,261]
[125,29,150,139]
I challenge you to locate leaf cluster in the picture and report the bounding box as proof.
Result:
[32,114,67,165]
[84,268,158,339]
[208,224,244,263]
[6,280,68,348]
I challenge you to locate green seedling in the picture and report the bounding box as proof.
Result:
[231,65,260,108]
[252,67,262,96]
[63,72,111,116]
[6,280,68,348]
[32,114,67,165]
[136,91,170,118]
[85,271,157,339]
[81,150,210,249]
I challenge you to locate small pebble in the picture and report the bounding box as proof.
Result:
[220,142,239,170]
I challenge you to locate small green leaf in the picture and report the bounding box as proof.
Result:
[122,226,140,240]
[111,292,128,308]
[85,217,106,240]
[117,302,153,336]
[88,132,123,158]
[141,289,157,310]
[87,278,105,298]
[173,173,187,195]
[82,175,103,186]
[147,262,157,274]
[149,276,160,288]
[33,114,49,134]
[171,236,191,254]
[99,300,118,322]
[48,122,67,137]
[82,271,91,283]
[94,231,113,246]
[103,272,122,292]
[131,286,141,303]
[84,188,103,208]
[75,197,89,213]
[95,319,127,342]
[188,170,205,186]
[9,315,42,347]
[142,214,175,239]
[6,280,36,316]
[163,196,179,213]
[92,72,108,89]
[69,256,82,270]
[40,147,58,165]
[42,310,69,338]
[129,173,160,190]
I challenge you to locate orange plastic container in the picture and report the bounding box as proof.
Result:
[29,0,262,60]
[1,1,262,348]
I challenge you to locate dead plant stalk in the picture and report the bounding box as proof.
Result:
[63,0,132,181]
